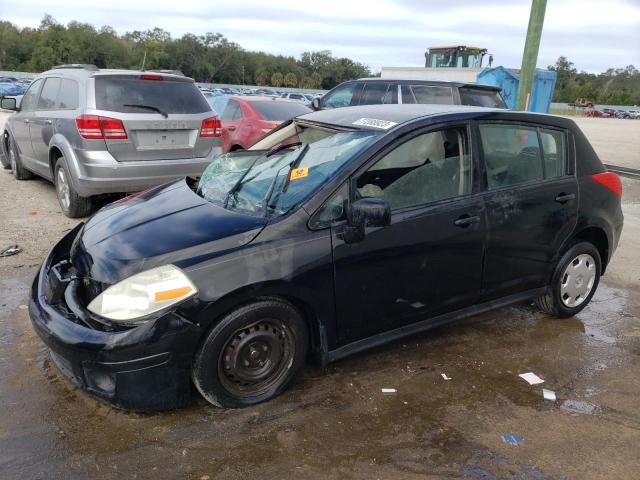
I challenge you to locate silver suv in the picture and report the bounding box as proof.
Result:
[1,65,222,217]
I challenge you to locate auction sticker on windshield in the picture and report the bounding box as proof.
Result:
[290,167,309,180]
[352,118,398,130]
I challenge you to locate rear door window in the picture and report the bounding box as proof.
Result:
[221,100,240,121]
[94,76,210,114]
[37,77,61,110]
[56,79,79,110]
[460,88,506,108]
[403,85,454,105]
[359,82,396,105]
[479,124,543,189]
[251,101,311,121]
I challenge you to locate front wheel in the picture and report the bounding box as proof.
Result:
[8,137,33,180]
[192,299,308,408]
[535,242,601,317]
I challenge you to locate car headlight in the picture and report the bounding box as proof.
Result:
[87,265,198,322]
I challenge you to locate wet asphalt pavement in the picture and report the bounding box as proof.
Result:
[1,140,640,478]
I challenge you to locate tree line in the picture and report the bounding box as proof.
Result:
[0,15,371,89]
[548,56,640,105]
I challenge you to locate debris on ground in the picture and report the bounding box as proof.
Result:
[441,373,452,380]
[561,400,598,415]
[519,372,544,385]
[18,305,28,310]
[28,211,38,216]
[0,245,22,257]
[502,434,524,446]
[619,310,634,318]
[381,388,396,394]
[542,389,556,401]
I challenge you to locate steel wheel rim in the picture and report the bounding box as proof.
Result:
[560,253,596,308]
[218,319,295,398]
[56,168,70,210]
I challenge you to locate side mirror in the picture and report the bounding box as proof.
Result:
[311,97,321,110]
[349,197,391,228]
[1,97,17,111]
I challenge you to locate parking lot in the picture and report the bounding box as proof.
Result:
[1,111,640,479]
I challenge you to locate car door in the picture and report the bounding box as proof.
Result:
[331,124,487,344]
[11,78,43,161]
[30,76,61,176]
[478,122,578,300]
[220,99,243,152]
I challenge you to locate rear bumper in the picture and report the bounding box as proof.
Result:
[67,145,222,196]
[28,224,202,411]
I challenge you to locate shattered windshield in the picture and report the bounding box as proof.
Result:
[197,124,377,217]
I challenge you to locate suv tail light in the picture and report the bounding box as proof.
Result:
[76,115,128,140]
[200,117,222,137]
[591,172,622,197]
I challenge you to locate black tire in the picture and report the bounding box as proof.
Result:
[535,241,601,318]
[1,134,10,169]
[192,298,308,408]
[8,136,33,180]
[54,157,93,218]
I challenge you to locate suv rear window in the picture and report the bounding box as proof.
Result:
[459,87,506,108]
[251,101,311,121]
[94,76,210,114]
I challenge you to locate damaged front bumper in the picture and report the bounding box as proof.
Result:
[28,224,202,411]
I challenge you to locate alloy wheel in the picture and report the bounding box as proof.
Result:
[56,167,71,211]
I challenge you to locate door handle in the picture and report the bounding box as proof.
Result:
[227,126,236,131]
[44,119,53,125]
[23,119,29,124]
[555,193,575,204]
[454,214,480,228]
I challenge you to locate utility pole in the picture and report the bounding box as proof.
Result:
[516,0,547,110]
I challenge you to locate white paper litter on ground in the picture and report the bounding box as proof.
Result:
[543,389,556,401]
[441,373,452,380]
[381,388,396,394]
[519,372,544,385]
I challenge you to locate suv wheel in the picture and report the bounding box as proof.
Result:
[54,157,93,218]
[192,299,308,408]
[535,241,601,317]
[8,137,33,180]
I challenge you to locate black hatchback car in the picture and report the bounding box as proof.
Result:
[29,105,623,410]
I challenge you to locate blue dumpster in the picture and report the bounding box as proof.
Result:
[476,66,557,113]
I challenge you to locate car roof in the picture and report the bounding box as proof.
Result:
[297,104,575,131]
[351,77,500,91]
[230,95,302,103]
[39,67,191,82]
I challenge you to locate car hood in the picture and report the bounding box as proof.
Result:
[71,179,268,284]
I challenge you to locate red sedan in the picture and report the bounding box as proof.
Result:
[218,96,312,153]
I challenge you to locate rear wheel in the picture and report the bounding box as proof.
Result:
[8,137,33,180]
[535,242,601,317]
[54,157,93,218]
[192,299,308,408]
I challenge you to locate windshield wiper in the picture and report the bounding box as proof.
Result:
[263,144,309,216]
[266,141,301,157]
[223,143,303,209]
[123,104,168,118]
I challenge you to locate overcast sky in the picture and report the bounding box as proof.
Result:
[2,0,639,73]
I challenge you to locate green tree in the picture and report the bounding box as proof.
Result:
[270,71,283,87]
[284,72,297,87]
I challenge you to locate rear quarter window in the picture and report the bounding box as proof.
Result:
[94,77,211,114]
[459,88,506,108]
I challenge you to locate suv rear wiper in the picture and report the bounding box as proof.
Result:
[123,104,168,118]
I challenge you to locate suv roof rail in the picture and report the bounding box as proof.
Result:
[52,64,99,71]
